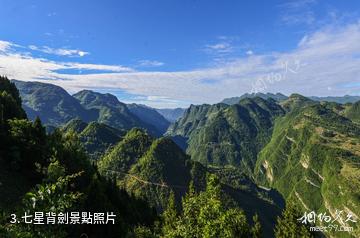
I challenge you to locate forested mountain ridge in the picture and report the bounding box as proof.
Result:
[0,76,158,237]
[127,103,170,134]
[166,103,228,138]
[254,102,360,237]
[98,128,206,211]
[13,80,170,136]
[98,128,284,236]
[72,89,161,136]
[166,97,285,175]
[221,92,360,105]
[13,79,94,126]
[156,107,186,122]
[4,76,360,237]
[165,93,360,237]
[62,119,125,159]
[221,93,288,104]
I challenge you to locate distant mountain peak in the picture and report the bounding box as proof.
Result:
[73,89,124,107]
[221,92,288,105]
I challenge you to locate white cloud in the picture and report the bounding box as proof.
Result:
[280,11,315,25]
[279,0,317,10]
[0,42,133,82]
[29,45,89,57]
[0,40,15,52]
[1,20,360,107]
[278,0,317,26]
[47,12,57,17]
[138,60,164,67]
[64,63,133,72]
[246,50,254,56]
[205,42,233,54]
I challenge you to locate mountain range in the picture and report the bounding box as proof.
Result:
[221,92,360,105]
[156,108,186,122]
[5,79,360,237]
[166,93,360,237]
[13,80,170,137]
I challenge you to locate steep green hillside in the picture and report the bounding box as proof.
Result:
[280,93,317,112]
[127,103,170,134]
[125,137,194,210]
[98,129,197,210]
[63,119,125,159]
[14,80,167,136]
[167,98,284,174]
[98,129,283,236]
[345,101,360,123]
[166,103,228,138]
[187,98,284,172]
[73,90,161,135]
[0,76,157,238]
[255,104,360,237]
[13,80,94,126]
[98,128,154,175]
[156,107,186,122]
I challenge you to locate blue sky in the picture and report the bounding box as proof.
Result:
[1,0,360,107]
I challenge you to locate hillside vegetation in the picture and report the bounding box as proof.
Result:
[5,77,360,237]
[167,98,284,175]
[255,100,360,237]
[14,80,170,136]
[63,119,125,159]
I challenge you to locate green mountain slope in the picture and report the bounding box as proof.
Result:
[98,129,283,236]
[254,103,360,237]
[98,129,195,209]
[221,92,360,105]
[62,118,89,133]
[280,93,317,112]
[156,108,186,122]
[166,103,228,138]
[345,100,360,123]
[63,119,125,159]
[167,98,284,174]
[187,98,284,171]
[73,90,161,135]
[125,137,194,209]
[0,76,157,237]
[13,80,94,126]
[310,95,360,104]
[98,128,154,175]
[127,103,170,134]
[14,80,168,136]
[221,93,288,105]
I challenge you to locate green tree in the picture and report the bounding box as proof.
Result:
[161,192,178,238]
[274,203,313,238]
[162,175,254,238]
[3,173,83,238]
[251,214,262,238]
[47,159,66,182]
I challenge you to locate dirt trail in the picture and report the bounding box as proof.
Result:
[105,169,186,189]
